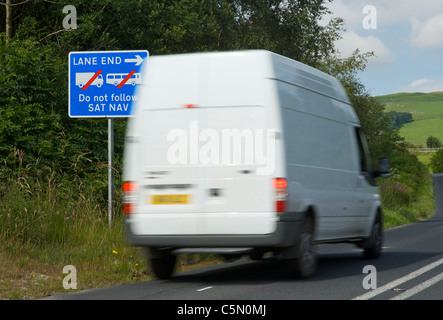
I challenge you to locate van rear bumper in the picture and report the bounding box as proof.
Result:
[125,217,303,249]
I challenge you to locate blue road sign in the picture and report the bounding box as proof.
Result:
[68,50,149,118]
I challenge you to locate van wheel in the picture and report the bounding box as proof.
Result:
[363,215,383,259]
[291,217,317,278]
[150,254,177,279]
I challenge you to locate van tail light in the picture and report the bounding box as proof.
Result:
[122,181,138,215]
[272,178,288,213]
[182,104,198,108]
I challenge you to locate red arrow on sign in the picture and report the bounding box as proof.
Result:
[117,70,136,88]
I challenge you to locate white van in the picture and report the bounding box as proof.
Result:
[122,50,389,279]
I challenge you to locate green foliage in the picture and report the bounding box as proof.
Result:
[430,149,443,173]
[228,0,343,66]
[426,135,442,148]
[0,37,65,175]
[378,148,430,209]
[389,111,413,130]
[391,149,429,192]
[379,179,413,208]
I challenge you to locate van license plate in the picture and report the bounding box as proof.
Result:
[151,194,189,205]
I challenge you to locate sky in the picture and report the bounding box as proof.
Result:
[321,0,443,96]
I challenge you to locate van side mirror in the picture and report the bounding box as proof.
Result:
[375,157,390,178]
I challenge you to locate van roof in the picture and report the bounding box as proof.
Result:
[263,51,350,103]
[139,50,359,124]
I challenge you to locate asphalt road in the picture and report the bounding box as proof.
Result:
[46,174,443,301]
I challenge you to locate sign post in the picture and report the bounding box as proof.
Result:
[68,50,148,225]
[108,118,114,225]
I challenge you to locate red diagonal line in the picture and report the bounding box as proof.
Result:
[81,70,103,90]
[117,70,136,88]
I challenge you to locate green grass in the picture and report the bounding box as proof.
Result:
[414,153,434,171]
[376,92,443,145]
[378,91,443,105]
[400,118,443,145]
[382,177,435,230]
[0,179,146,299]
[0,176,221,299]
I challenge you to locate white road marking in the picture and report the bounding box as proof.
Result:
[390,272,443,300]
[197,286,213,292]
[351,246,392,252]
[353,257,443,300]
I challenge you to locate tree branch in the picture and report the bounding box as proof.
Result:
[10,0,33,7]
[39,28,65,42]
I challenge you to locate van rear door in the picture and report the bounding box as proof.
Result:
[201,105,276,235]
[141,107,202,214]
[139,105,277,235]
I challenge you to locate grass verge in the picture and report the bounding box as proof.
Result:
[382,178,435,230]
[0,177,221,300]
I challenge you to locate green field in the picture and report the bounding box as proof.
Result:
[377,92,443,146]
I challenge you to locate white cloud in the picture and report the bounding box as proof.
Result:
[324,0,443,30]
[334,31,395,67]
[410,14,443,48]
[320,0,443,95]
[400,77,443,93]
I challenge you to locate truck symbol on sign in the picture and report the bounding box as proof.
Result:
[106,73,141,86]
[76,72,103,88]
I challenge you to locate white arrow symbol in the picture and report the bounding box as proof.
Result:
[124,55,144,66]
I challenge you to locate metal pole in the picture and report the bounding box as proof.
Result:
[108,118,114,226]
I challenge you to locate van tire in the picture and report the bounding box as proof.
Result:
[291,216,317,278]
[150,255,177,280]
[363,214,383,259]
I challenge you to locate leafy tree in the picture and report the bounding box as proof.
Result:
[0,36,65,175]
[430,149,443,173]
[389,111,413,130]
[225,0,343,66]
[426,136,442,148]
[1,0,343,60]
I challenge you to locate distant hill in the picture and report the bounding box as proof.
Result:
[376,92,443,146]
